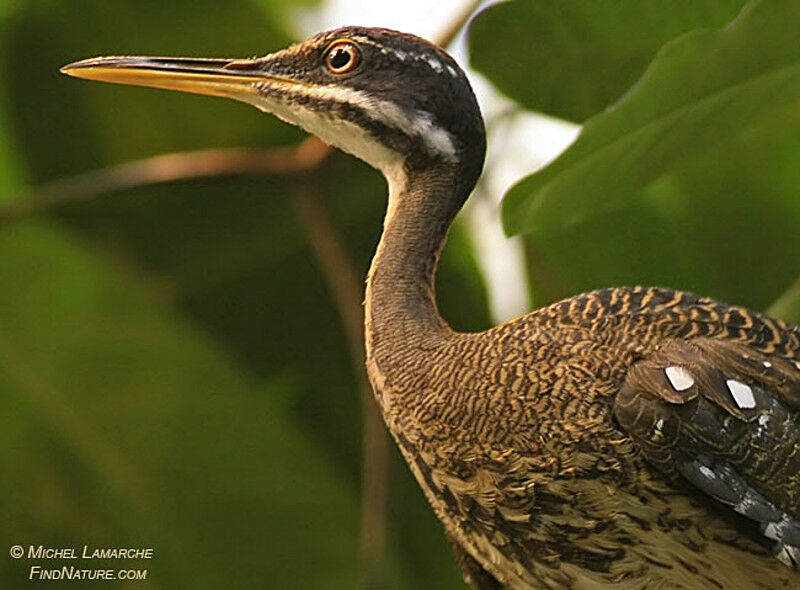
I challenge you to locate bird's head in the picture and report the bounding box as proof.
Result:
[62,27,486,196]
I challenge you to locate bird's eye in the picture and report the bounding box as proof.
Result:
[325,41,360,74]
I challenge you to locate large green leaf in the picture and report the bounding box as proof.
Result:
[468,0,745,122]
[501,0,800,236]
[0,13,23,201]
[524,113,800,312]
[0,222,359,588]
[0,97,22,202]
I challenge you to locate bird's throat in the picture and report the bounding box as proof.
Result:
[364,164,466,373]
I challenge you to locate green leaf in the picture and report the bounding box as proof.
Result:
[501,0,800,236]
[767,274,800,324]
[468,0,745,122]
[0,222,360,588]
[0,87,24,202]
[0,16,24,200]
[524,113,800,312]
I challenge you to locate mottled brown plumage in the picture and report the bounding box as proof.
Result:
[368,285,800,588]
[62,26,800,589]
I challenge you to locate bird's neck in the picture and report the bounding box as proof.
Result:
[364,163,467,366]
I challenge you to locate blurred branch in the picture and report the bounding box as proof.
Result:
[436,0,484,48]
[0,137,330,223]
[767,274,800,324]
[290,187,390,589]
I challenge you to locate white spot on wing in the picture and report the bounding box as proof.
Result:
[652,417,665,441]
[726,379,756,409]
[776,545,798,568]
[764,522,780,541]
[698,465,716,480]
[665,366,694,391]
[763,361,772,368]
[734,496,755,515]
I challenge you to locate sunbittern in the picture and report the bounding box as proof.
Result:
[62,27,800,589]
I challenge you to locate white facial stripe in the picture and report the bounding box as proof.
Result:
[244,91,396,171]
[261,82,457,163]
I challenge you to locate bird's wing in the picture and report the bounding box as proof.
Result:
[614,337,800,567]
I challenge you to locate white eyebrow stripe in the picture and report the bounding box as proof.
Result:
[350,35,376,44]
[426,57,443,72]
[347,35,458,75]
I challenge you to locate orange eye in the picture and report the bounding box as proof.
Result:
[325,41,361,74]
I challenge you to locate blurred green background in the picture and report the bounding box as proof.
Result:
[1,0,800,588]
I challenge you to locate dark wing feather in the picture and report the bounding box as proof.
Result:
[614,338,800,567]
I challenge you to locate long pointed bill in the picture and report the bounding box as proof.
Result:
[61,51,409,177]
[60,55,296,102]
